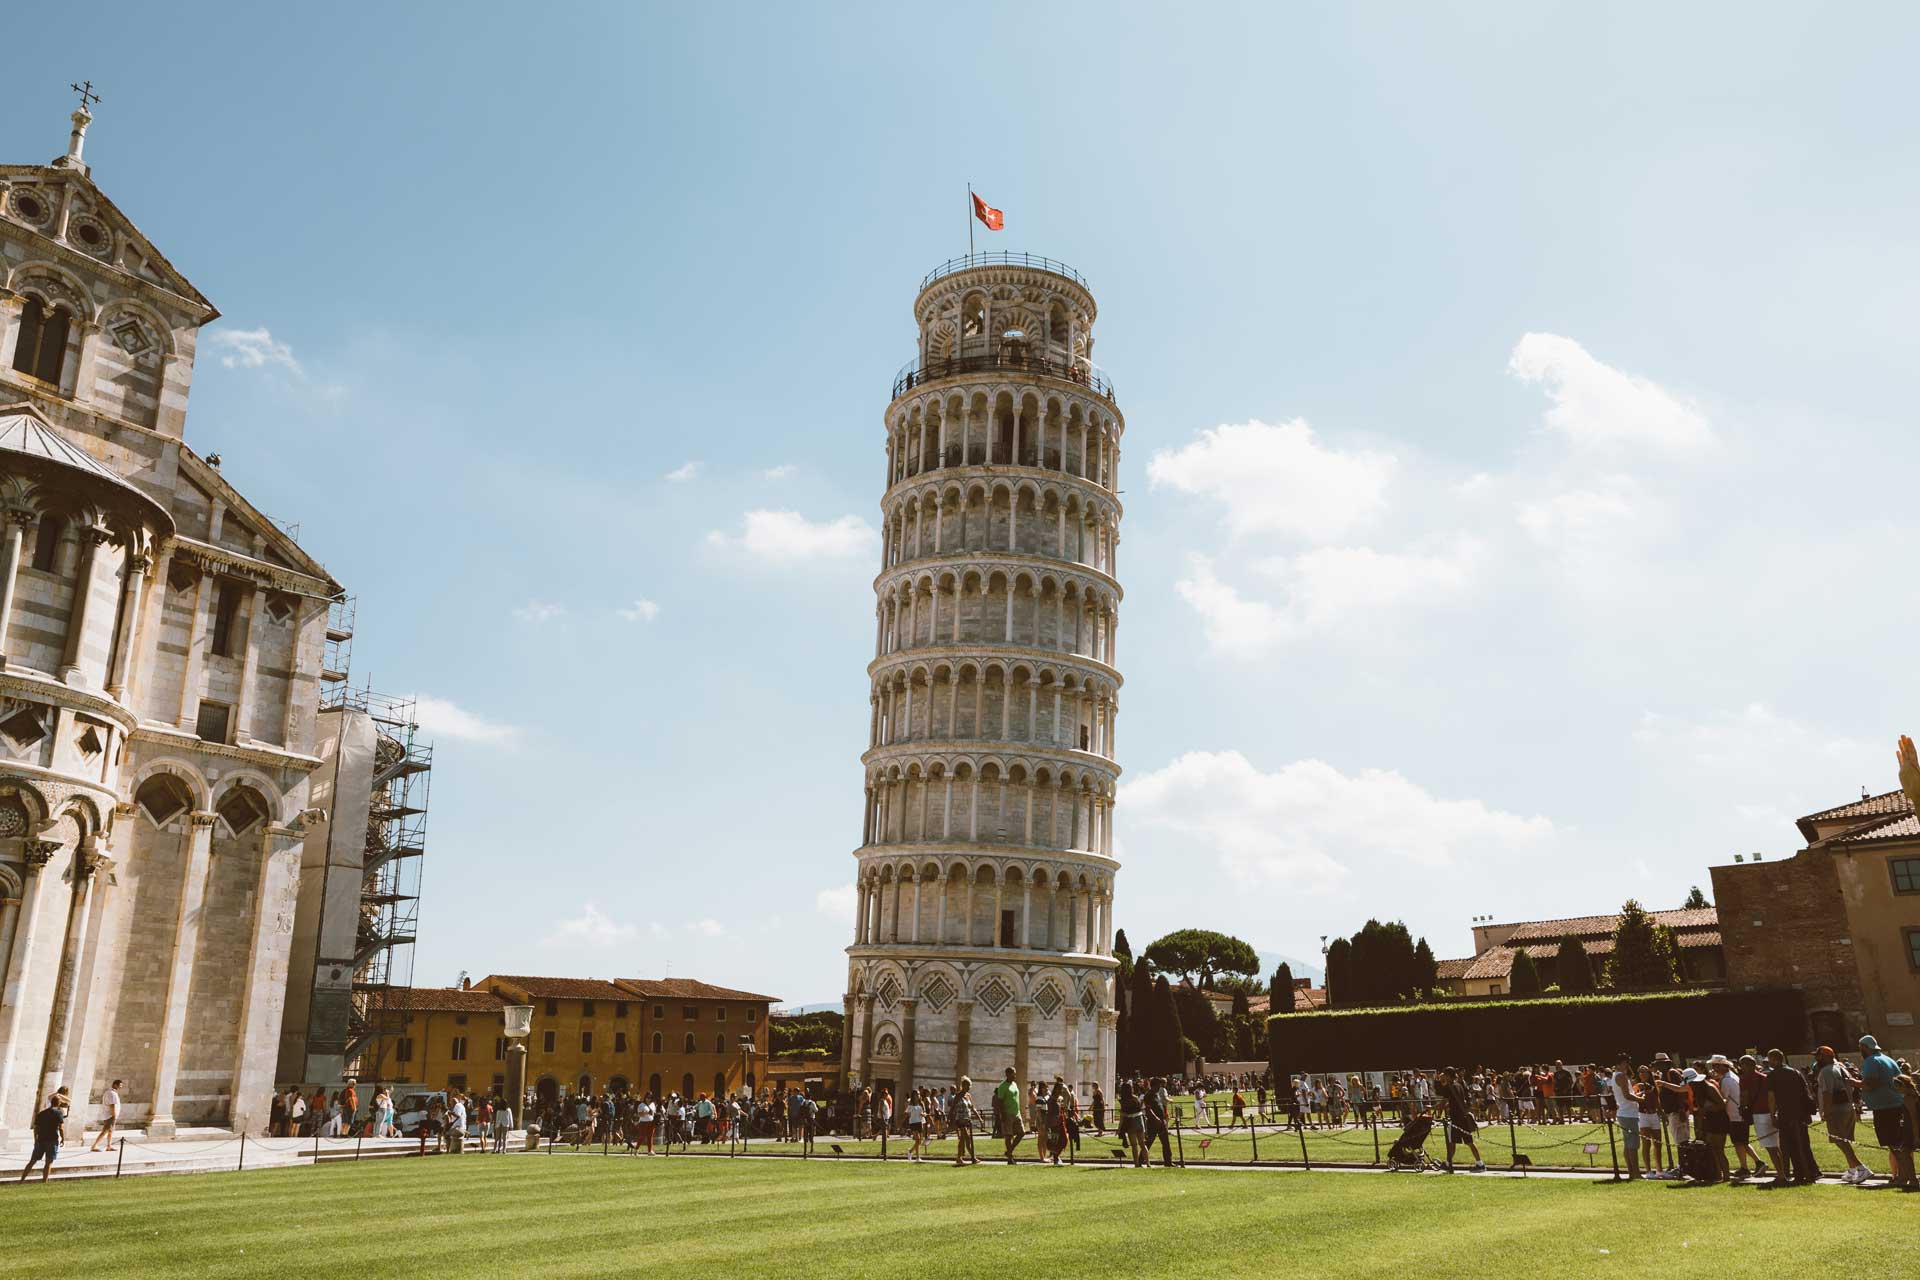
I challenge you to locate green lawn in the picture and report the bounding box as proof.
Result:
[0,1152,1908,1280]
[766,1115,1852,1174]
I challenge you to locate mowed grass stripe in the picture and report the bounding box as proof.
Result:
[0,1153,1900,1280]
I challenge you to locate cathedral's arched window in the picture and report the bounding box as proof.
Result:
[29,514,63,574]
[136,773,192,825]
[11,297,72,386]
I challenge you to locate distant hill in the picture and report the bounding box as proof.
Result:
[1257,950,1323,987]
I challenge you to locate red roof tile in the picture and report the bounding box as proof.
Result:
[479,975,634,1001]
[1827,812,1920,845]
[1499,907,1717,943]
[387,987,507,1013]
[1435,958,1475,980]
[618,978,779,1003]
[1800,790,1911,825]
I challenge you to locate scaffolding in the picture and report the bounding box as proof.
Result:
[321,683,432,1080]
[323,595,354,684]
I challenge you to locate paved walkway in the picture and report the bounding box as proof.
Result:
[0,1131,426,1183]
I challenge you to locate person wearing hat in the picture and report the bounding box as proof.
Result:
[1649,1052,1692,1168]
[1858,1035,1915,1189]
[1708,1056,1764,1180]
[1813,1045,1873,1183]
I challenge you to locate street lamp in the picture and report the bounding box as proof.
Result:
[503,1004,533,1129]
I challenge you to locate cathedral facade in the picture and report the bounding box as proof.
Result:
[0,105,371,1141]
[842,254,1123,1106]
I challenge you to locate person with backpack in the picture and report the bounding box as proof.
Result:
[18,1093,66,1182]
[1682,1059,1728,1182]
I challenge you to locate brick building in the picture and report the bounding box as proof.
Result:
[1438,908,1724,997]
[1712,789,1920,1058]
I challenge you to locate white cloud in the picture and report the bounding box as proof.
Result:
[1148,419,1396,541]
[666,461,702,483]
[1516,478,1642,548]
[761,464,797,481]
[1123,750,1553,890]
[816,884,857,919]
[1173,542,1479,654]
[512,601,566,624]
[408,694,520,746]
[1634,704,1864,776]
[207,326,301,374]
[1508,333,1713,453]
[617,599,661,623]
[543,903,635,948]
[706,510,878,565]
[691,918,726,938]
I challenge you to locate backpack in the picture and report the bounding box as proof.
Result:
[1677,1140,1717,1183]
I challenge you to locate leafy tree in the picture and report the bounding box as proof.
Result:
[1113,929,1133,975]
[1604,898,1681,989]
[769,1011,843,1057]
[1142,929,1261,988]
[1554,934,1595,993]
[1509,947,1541,996]
[1269,962,1296,1016]
[1324,938,1353,1009]
[1212,974,1262,996]
[1683,886,1710,910]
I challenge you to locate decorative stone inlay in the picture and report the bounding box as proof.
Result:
[975,975,1013,1016]
[68,214,112,260]
[875,1031,900,1058]
[0,794,28,836]
[875,972,900,1010]
[9,186,53,229]
[1032,980,1063,1019]
[921,972,955,1012]
[22,839,60,868]
[1080,984,1099,1015]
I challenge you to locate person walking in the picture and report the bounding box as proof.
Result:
[905,1092,926,1161]
[994,1068,1026,1164]
[1119,1078,1148,1166]
[1045,1079,1068,1165]
[1858,1035,1915,1189]
[492,1097,514,1153]
[1091,1083,1107,1136]
[18,1092,67,1182]
[1435,1067,1486,1172]
[88,1079,123,1153]
[951,1077,980,1166]
[1146,1077,1174,1167]
[875,1087,892,1159]
[1812,1045,1872,1183]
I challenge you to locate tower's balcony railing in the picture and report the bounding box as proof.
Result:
[920,252,1090,292]
[893,349,1115,403]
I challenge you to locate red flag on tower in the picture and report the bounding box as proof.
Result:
[971,192,1004,231]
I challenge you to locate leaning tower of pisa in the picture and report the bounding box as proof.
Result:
[842,252,1123,1109]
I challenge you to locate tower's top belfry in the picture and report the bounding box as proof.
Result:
[841,250,1125,1106]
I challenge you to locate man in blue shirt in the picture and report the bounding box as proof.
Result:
[1857,1035,1914,1188]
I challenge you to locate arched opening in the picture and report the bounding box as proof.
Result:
[648,1072,663,1098]
[29,513,63,575]
[651,1031,663,1053]
[680,1072,696,1099]
[216,785,270,835]
[535,1076,558,1107]
[608,1076,629,1096]
[715,1034,726,1055]
[577,1074,593,1096]
[11,296,73,386]
[683,1032,696,1054]
[713,1071,728,1099]
[136,773,192,825]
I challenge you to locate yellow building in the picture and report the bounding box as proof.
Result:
[378,986,511,1094]
[479,976,645,1103]
[366,975,780,1103]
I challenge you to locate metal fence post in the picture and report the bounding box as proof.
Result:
[1606,1117,1620,1182]
[1298,1118,1312,1170]
[238,1132,246,1173]
[313,1132,321,1164]
[116,1137,125,1179]
[1250,1116,1259,1163]
[355,1134,363,1162]
[1371,1107,1381,1165]
[1508,1111,1519,1166]
[1174,1115,1185,1167]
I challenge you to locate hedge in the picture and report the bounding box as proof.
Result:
[1267,988,1806,1075]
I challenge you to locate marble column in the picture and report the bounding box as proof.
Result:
[146,811,217,1138]
[175,568,211,730]
[36,845,107,1107]
[0,511,33,668]
[58,528,113,685]
[898,997,919,1097]
[104,550,152,698]
[229,821,308,1135]
[954,999,972,1082]
[0,841,56,1137]
[230,584,267,743]
[1014,1003,1032,1086]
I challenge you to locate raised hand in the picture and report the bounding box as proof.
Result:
[1900,735,1920,811]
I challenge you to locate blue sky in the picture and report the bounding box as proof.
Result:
[13,3,1919,1001]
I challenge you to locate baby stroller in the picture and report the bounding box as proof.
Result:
[1386,1115,1438,1171]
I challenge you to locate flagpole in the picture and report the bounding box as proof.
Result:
[967,183,974,259]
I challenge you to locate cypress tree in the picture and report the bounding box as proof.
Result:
[1509,947,1541,996]
[1270,962,1296,1016]
[1605,898,1680,989]
[1324,938,1353,1009]
[1153,976,1184,1075]
[1412,938,1438,999]
[1554,934,1594,993]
